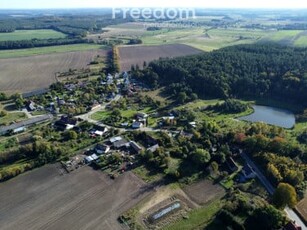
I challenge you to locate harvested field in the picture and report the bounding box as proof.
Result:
[0,49,108,94]
[296,197,307,224]
[118,44,203,71]
[183,180,225,205]
[0,164,148,230]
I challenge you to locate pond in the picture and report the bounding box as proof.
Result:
[239,105,296,128]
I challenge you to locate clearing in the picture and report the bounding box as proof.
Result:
[0,29,66,42]
[118,44,203,71]
[0,48,108,94]
[0,164,149,230]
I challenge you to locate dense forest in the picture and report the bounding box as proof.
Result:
[133,44,307,108]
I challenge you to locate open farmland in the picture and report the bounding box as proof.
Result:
[0,164,149,230]
[0,29,66,41]
[0,48,108,94]
[118,44,203,71]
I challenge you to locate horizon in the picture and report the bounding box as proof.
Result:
[1,0,307,10]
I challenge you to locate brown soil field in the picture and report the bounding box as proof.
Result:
[118,44,203,71]
[0,50,107,94]
[296,197,307,224]
[183,180,225,205]
[0,164,149,230]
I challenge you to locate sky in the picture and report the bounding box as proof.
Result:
[0,0,306,9]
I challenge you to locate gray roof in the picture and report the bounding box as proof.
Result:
[0,114,53,134]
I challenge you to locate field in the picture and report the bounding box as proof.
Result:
[0,44,104,59]
[0,48,108,94]
[93,22,307,52]
[0,29,66,42]
[118,44,203,71]
[182,180,225,205]
[0,164,149,230]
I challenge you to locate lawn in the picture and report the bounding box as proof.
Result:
[0,44,105,59]
[164,199,224,230]
[0,29,66,41]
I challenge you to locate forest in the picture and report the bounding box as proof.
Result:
[133,44,307,109]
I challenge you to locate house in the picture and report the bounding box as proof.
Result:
[110,136,123,143]
[226,157,239,173]
[26,101,36,111]
[110,136,130,149]
[94,144,110,155]
[239,163,257,183]
[132,121,143,129]
[54,115,77,131]
[136,112,148,119]
[283,221,302,230]
[147,144,159,153]
[85,156,94,164]
[242,164,256,179]
[130,141,143,154]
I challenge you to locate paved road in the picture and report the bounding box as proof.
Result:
[241,151,306,229]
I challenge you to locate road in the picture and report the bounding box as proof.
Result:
[241,151,307,229]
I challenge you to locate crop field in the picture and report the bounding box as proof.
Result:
[0,44,104,59]
[118,44,203,71]
[0,48,108,94]
[0,29,66,41]
[0,164,149,230]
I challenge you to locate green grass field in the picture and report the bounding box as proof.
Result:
[164,199,224,230]
[0,44,105,59]
[0,29,66,41]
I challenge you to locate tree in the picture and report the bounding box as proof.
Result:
[272,183,297,209]
[245,205,286,230]
[192,148,211,167]
[178,92,187,104]
[64,130,78,140]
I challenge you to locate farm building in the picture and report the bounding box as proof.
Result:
[0,114,53,135]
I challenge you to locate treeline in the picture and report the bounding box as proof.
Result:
[0,38,88,49]
[133,44,307,108]
[0,140,63,182]
[0,16,131,37]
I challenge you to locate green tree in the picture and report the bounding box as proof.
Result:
[64,130,78,140]
[192,148,211,167]
[245,205,286,230]
[178,92,187,104]
[272,183,297,209]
